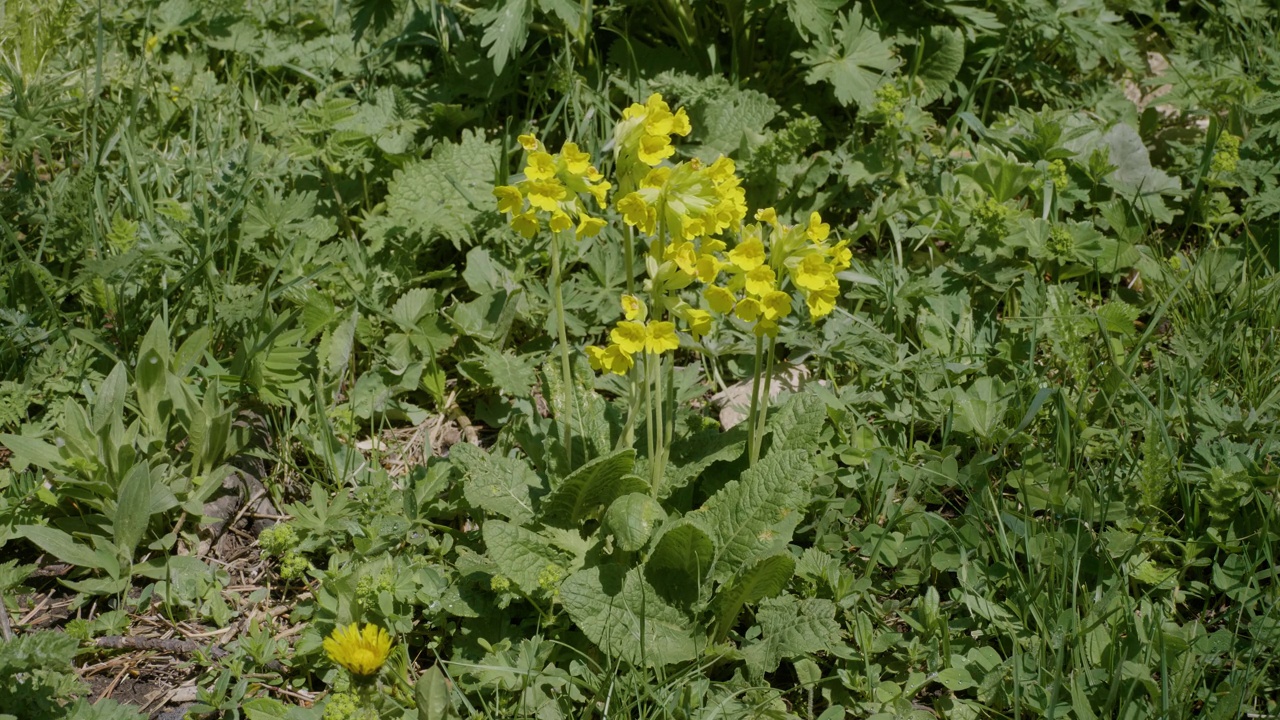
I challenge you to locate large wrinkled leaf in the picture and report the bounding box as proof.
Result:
[796,6,899,109]
[765,391,827,454]
[560,565,698,666]
[482,521,567,595]
[645,519,715,609]
[916,26,964,103]
[452,443,543,524]
[698,450,813,582]
[711,553,795,641]
[742,595,840,676]
[541,449,643,526]
[604,493,666,553]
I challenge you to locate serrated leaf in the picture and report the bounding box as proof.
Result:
[697,450,813,582]
[604,493,666,552]
[453,443,543,524]
[711,553,795,641]
[658,425,746,499]
[1097,301,1140,337]
[476,346,537,397]
[0,630,80,674]
[482,520,567,595]
[542,449,643,526]
[784,0,845,39]
[742,595,840,676]
[379,130,500,245]
[645,519,714,609]
[560,565,698,666]
[476,0,532,74]
[326,309,359,377]
[949,376,1008,440]
[796,6,899,109]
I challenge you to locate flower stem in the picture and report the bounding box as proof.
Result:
[752,337,777,463]
[747,334,763,466]
[550,230,575,469]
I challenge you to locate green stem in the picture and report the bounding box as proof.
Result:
[753,338,776,463]
[651,351,665,494]
[747,334,764,465]
[549,230,575,469]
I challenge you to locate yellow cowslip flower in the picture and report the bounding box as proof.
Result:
[685,309,712,339]
[703,238,727,254]
[792,252,834,292]
[600,344,634,374]
[679,216,705,241]
[611,321,648,354]
[671,107,692,136]
[645,322,679,354]
[525,179,566,211]
[806,212,830,242]
[755,207,777,224]
[707,156,736,183]
[669,241,698,275]
[585,345,607,371]
[586,166,604,183]
[549,211,573,233]
[587,180,611,208]
[576,214,606,239]
[705,285,736,314]
[761,289,792,320]
[642,167,672,189]
[618,193,649,226]
[493,185,523,214]
[829,240,852,271]
[734,297,763,323]
[644,105,675,136]
[804,282,839,318]
[728,238,766,272]
[324,623,392,677]
[525,151,557,181]
[696,254,721,283]
[745,266,776,296]
[638,134,674,166]
[512,212,539,238]
[560,142,591,176]
[518,134,541,152]
[754,319,779,337]
[621,294,647,322]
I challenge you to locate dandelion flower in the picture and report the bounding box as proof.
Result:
[324,623,392,677]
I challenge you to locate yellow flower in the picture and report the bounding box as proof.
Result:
[806,211,830,242]
[611,321,648,354]
[549,211,573,233]
[704,285,736,314]
[493,185,523,214]
[728,237,766,272]
[525,179,566,211]
[734,297,763,323]
[638,134,674,165]
[642,167,672,189]
[685,309,712,339]
[585,345,607,371]
[695,254,722,283]
[588,180,611,208]
[754,319,779,337]
[761,289,792,320]
[618,193,649,226]
[755,207,777,224]
[669,241,698,275]
[518,134,541,152]
[324,623,392,677]
[576,214,606,239]
[560,142,591,176]
[792,252,834,292]
[511,212,539,238]
[646,322,679,354]
[525,152,558,181]
[804,283,839,318]
[745,265,776,296]
[671,108,692,137]
[621,294,647,322]
[829,240,852,271]
[599,344,634,374]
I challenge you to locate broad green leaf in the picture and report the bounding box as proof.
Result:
[375,130,500,245]
[453,443,543,524]
[560,565,698,666]
[765,391,826,455]
[796,6,899,109]
[936,666,977,690]
[135,317,170,432]
[476,346,537,397]
[0,434,63,472]
[949,376,1008,440]
[541,449,643,526]
[604,493,666,552]
[711,553,795,641]
[482,520,567,595]
[18,525,110,570]
[699,450,813,582]
[784,0,845,39]
[92,363,129,434]
[416,663,454,720]
[113,462,154,560]
[916,26,964,103]
[326,308,359,377]
[645,519,714,609]
[742,595,840,676]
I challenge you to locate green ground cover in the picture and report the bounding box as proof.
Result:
[1,0,1278,718]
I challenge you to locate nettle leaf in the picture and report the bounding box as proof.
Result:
[743,595,840,676]
[560,565,698,666]
[452,443,544,524]
[697,450,814,582]
[0,629,80,674]
[645,519,715,609]
[796,6,899,109]
[542,449,643,526]
[659,424,746,499]
[711,553,795,641]
[475,0,532,75]
[482,520,568,595]
[475,346,537,397]
[376,130,500,246]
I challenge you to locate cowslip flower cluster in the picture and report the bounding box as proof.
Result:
[585,295,680,374]
[324,623,392,677]
[616,156,748,242]
[493,135,611,240]
[613,93,692,194]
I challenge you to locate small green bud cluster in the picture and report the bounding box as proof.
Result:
[537,563,565,594]
[259,523,308,580]
[972,197,1010,239]
[871,83,905,125]
[1210,132,1240,175]
[356,572,395,608]
[1048,224,1074,258]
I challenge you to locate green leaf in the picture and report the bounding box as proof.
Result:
[453,443,544,524]
[916,27,964,103]
[482,520,567,595]
[742,595,840,676]
[475,0,532,74]
[375,130,500,245]
[0,629,80,673]
[326,309,359,377]
[92,362,129,434]
[796,6,899,109]
[113,463,154,561]
[658,425,746,499]
[560,565,698,666]
[604,493,666,552]
[645,519,714,609]
[416,663,454,720]
[949,376,1009,440]
[18,525,111,570]
[711,553,795,641]
[135,317,170,431]
[476,346,538,397]
[698,450,813,582]
[784,0,845,39]
[541,449,643,527]
[935,667,977,690]
[0,434,63,472]
[765,391,827,454]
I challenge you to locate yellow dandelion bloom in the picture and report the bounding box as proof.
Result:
[493,185,523,215]
[728,238,766,272]
[511,212,539,238]
[646,322,679,354]
[704,285,737,314]
[745,265,776,296]
[621,294,647,322]
[560,142,591,176]
[611,321,648,355]
[324,623,392,677]
[525,152,558,181]
[806,211,830,242]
